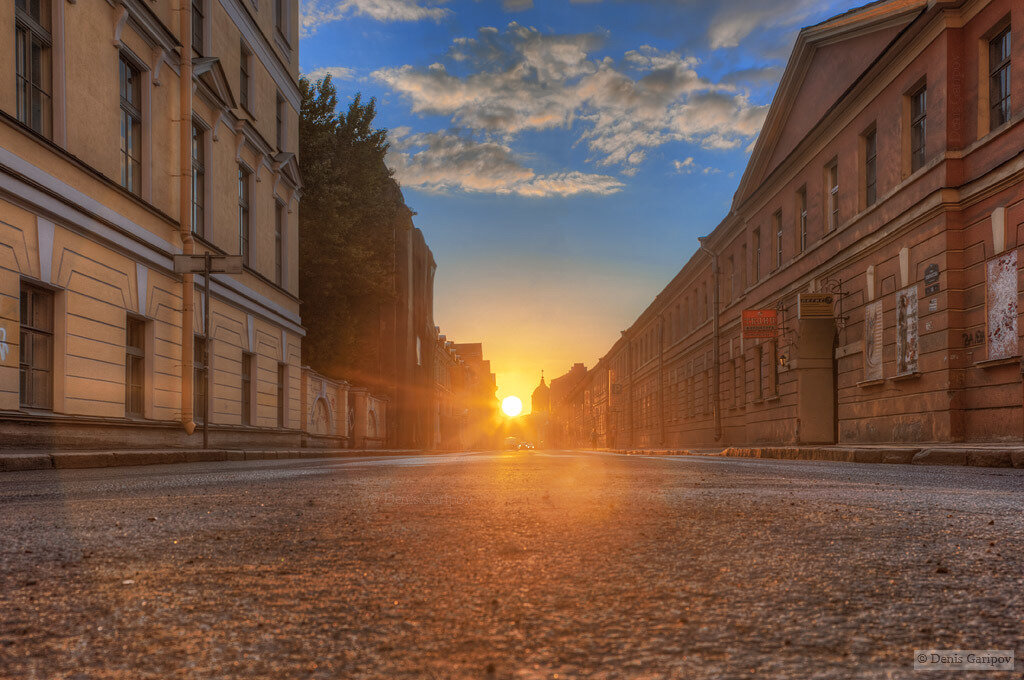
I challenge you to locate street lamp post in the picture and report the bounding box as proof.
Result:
[174,253,244,449]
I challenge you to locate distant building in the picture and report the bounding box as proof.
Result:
[453,343,500,449]
[0,0,303,448]
[555,0,1024,448]
[531,373,551,414]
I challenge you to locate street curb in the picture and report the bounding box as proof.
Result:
[614,445,1024,469]
[0,448,426,473]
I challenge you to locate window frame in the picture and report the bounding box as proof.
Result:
[240,41,252,113]
[191,0,206,56]
[19,282,54,410]
[989,25,1011,130]
[825,160,839,231]
[752,228,761,282]
[238,164,252,266]
[797,186,807,252]
[863,126,877,208]
[14,1,52,138]
[241,352,253,426]
[909,84,927,173]
[191,120,206,238]
[274,200,285,286]
[119,53,143,195]
[125,315,146,418]
[773,209,783,269]
[194,335,207,425]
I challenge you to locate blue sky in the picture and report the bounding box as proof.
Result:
[298,0,861,404]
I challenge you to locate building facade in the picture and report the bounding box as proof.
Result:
[556,0,1024,447]
[1,0,303,448]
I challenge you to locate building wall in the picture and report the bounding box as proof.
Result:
[0,0,303,448]
[557,0,1024,448]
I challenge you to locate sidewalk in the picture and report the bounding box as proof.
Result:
[612,443,1024,468]
[0,447,424,472]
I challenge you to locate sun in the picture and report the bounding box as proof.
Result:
[501,395,523,417]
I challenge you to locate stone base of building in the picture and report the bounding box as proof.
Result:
[0,413,302,451]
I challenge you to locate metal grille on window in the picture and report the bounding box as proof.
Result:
[125,317,145,417]
[119,56,142,194]
[19,283,53,409]
[15,0,52,137]
[990,26,1011,129]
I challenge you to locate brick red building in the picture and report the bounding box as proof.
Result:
[555,0,1024,447]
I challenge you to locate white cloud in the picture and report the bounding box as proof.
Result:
[374,24,766,172]
[673,157,695,173]
[300,0,449,35]
[388,130,624,197]
[303,66,356,82]
[708,0,819,49]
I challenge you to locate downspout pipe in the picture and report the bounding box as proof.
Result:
[698,237,722,442]
[178,2,196,435]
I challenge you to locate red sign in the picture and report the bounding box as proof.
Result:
[742,309,778,339]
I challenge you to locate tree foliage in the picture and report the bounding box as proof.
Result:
[299,75,402,381]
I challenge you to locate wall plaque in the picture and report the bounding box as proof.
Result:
[798,293,834,319]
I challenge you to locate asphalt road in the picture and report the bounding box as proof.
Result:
[1,451,1022,679]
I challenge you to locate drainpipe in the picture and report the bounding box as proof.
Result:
[178,2,196,435]
[698,237,722,442]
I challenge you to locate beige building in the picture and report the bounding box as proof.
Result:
[0,0,303,448]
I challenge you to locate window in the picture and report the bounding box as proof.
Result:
[797,187,807,252]
[194,336,207,424]
[773,210,783,268]
[864,127,877,207]
[277,363,286,427]
[725,255,734,301]
[275,0,289,44]
[752,228,761,281]
[241,353,253,426]
[276,93,286,150]
[125,316,145,417]
[275,202,285,285]
[238,165,251,266]
[119,55,142,195]
[755,345,764,399]
[240,42,251,112]
[825,161,838,231]
[14,0,52,137]
[19,283,53,409]
[990,26,1011,129]
[191,122,205,237]
[192,0,205,55]
[740,244,747,291]
[910,84,927,172]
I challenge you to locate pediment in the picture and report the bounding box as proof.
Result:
[193,57,237,111]
[734,0,925,207]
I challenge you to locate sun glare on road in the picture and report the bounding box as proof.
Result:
[501,396,523,417]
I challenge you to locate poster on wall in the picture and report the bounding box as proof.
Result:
[863,299,883,381]
[986,250,1018,361]
[895,285,918,376]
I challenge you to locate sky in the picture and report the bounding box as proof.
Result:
[298,0,862,409]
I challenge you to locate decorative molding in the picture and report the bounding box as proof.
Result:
[0,149,304,335]
[136,263,148,314]
[37,217,54,284]
[112,5,129,46]
[217,0,301,111]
